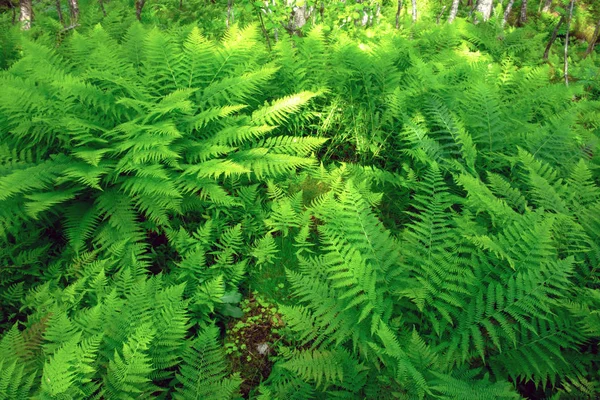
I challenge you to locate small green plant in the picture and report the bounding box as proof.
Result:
[225,292,284,397]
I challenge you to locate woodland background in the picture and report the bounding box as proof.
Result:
[0,0,599,399]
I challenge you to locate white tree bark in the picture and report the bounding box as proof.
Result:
[411,0,417,22]
[519,0,527,24]
[502,0,515,26]
[68,0,79,22]
[564,0,575,86]
[226,0,234,28]
[448,0,460,23]
[541,0,552,13]
[475,0,493,22]
[19,0,32,30]
[287,0,310,33]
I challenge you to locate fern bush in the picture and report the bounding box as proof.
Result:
[0,22,324,271]
[0,22,326,398]
[1,11,599,400]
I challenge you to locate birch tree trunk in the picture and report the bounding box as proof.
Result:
[502,0,515,26]
[395,0,402,28]
[411,0,417,22]
[287,0,310,34]
[519,0,527,25]
[448,0,460,23]
[564,0,575,86]
[19,0,32,30]
[67,0,79,22]
[226,0,234,28]
[541,0,552,13]
[584,18,600,58]
[355,0,369,26]
[475,0,493,22]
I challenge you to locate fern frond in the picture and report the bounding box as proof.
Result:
[251,91,319,126]
[0,359,35,400]
[104,324,157,399]
[173,325,241,400]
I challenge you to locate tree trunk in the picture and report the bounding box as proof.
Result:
[584,18,600,58]
[56,0,64,25]
[67,0,79,22]
[286,0,309,34]
[541,0,551,13]
[519,0,527,25]
[436,5,447,23]
[99,0,106,16]
[355,0,368,26]
[564,0,575,86]
[411,0,417,22]
[475,0,493,22]
[448,0,460,23]
[502,0,515,26]
[319,1,324,21]
[135,0,145,20]
[226,0,233,28]
[375,3,381,25]
[19,0,32,30]
[395,0,402,28]
[543,16,564,59]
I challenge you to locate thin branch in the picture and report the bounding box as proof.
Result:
[61,23,80,32]
[256,7,272,51]
[543,15,564,60]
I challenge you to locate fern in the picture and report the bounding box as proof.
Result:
[104,324,157,399]
[173,325,241,399]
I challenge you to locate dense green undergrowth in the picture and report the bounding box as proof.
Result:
[1,10,600,400]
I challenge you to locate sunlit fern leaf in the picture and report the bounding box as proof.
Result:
[120,23,147,73]
[425,97,477,172]
[148,285,189,380]
[430,370,520,399]
[104,324,157,399]
[456,173,519,227]
[0,156,69,201]
[279,347,366,391]
[467,212,555,271]
[0,359,35,400]
[142,28,184,96]
[567,159,600,210]
[41,335,81,398]
[259,365,316,400]
[259,136,328,156]
[251,91,320,126]
[251,232,279,266]
[200,65,279,106]
[374,321,429,399]
[24,188,80,219]
[43,311,81,356]
[486,172,529,213]
[185,105,247,133]
[64,203,102,254]
[173,324,241,400]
